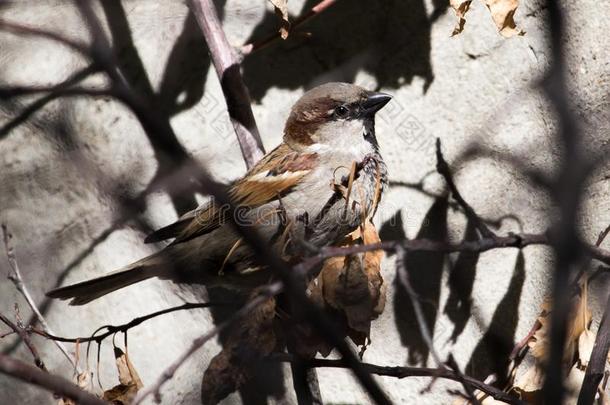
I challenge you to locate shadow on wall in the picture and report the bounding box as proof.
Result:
[384,197,449,365]
[242,0,449,100]
[466,252,525,385]
[380,193,525,382]
[101,1,212,215]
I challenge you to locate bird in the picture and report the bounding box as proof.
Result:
[47,82,392,305]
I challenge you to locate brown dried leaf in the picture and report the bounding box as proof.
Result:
[450,0,473,36]
[483,0,524,37]
[510,280,593,404]
[268,0,290,39]
[201,294,277,405]
[102,347,143,405]
[300,220,385,355]
[528,282,591,364]
[578,329,596,368]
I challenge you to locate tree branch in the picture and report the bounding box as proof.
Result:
[32,301,228,344]
[0,353,106,405]
[189,0,265,168]
[2,224,77,371]
[0,313,46,372]
[270,353,526,405]
[241,0,338,56]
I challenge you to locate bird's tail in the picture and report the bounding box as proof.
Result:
[46,253,164,306]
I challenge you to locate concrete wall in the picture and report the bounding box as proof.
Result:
[1,0,609,403]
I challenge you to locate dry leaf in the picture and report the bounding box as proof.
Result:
[512,361,545,402]
[268,0,290,39]
[201,293,277,405]
[578,329,596,368]
[483,0,524,37]
[528,282,591,364]
[102,347,143,405]
[299,220,385,356]
[450,0,473,36]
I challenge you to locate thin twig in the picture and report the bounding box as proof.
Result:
[2,224,77,371]
[294,231,610,277]
[596,224,610,247]
[240,0,338,56]
[270,353,526,405]
[0,353,106,405]
[189,0,265,168]
[32,301,229,344]
[0,313,46,372]
[131,282,282,404]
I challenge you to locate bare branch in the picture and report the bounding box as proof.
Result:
[270,353,526,405]
[0,353,106,405]
[189,0,265,168]
[33,301,229,344]
[2,225,78,371]
[0,313,46,372]
[241,0,339,56]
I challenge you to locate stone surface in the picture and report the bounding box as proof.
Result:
[0,0,609,404]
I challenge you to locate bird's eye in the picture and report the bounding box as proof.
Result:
[334,105,349,118]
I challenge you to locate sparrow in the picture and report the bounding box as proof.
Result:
[47,82,392,305]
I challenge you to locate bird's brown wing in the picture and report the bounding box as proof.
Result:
[144,144,318,244]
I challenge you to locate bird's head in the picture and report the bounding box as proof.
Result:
[283,82,392,153]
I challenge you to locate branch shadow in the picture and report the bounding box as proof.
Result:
[465,251,525,386]
[386,197,449,365]
[242,0,449,102]
[443,220,480,343]
[100,1,210,216]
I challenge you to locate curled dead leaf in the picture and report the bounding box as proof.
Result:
[102,347,143,405]
[450,0,523,37]
[512,360,544,403]
[268,0,290,39]
[528,282,591,364]
[300,219,386,356]
[450,0,473,36]
[578,329,596,368]
[483,0,524,37]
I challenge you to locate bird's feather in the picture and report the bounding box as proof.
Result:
[144,144,318,244]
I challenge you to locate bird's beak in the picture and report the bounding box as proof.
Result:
[362,92,392,116]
